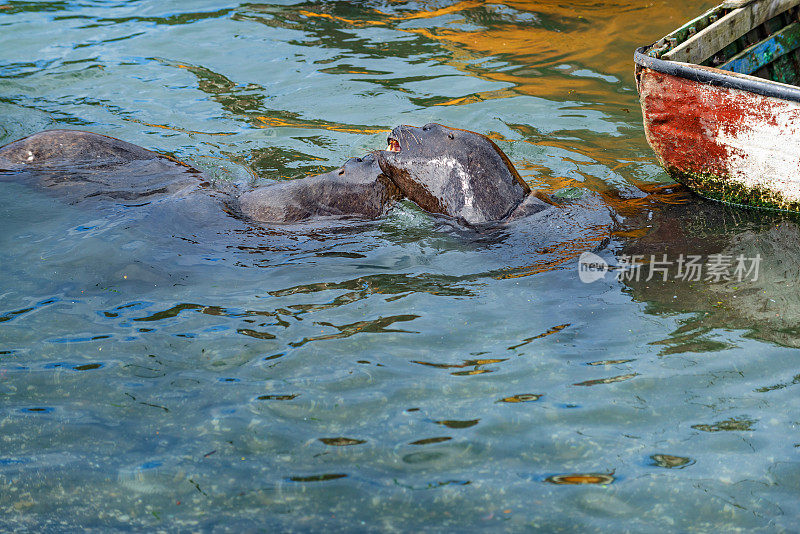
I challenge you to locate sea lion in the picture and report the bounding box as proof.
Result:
[0,130,400,224]
[0,126,550,226]
[0,129,208,205]
[377,123,551,225]
[237,152,401,223]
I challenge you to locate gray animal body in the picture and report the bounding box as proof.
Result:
[0,129,204,204]
[0,130,397,223]
[0,126,550,226]
[238,153,401,223]
[377,123,549,225]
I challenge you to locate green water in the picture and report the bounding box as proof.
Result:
[2,1,800,531]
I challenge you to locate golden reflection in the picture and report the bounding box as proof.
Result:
[294,1,717,102]
[498,393,541,403]
[122,117,235,136]
[166,1,710,238]
[299,9,384,27]
[260,0,708,108]
[438,1,717,98]
[255,116,389,136]
[389,1,486,21]
[546,473,614,485]
[495,225,610,279]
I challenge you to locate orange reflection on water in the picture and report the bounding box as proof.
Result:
[122,117,235,136]
[546,473,615,485]
[390,0,486,21]
[255,116,389,136]
[496,225,610,280]
[394,1,717,102]
[298,9,385,27]
[291,1,718,103]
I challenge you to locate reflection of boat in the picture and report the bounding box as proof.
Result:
[635,0,800,211]
[619,198,800,349]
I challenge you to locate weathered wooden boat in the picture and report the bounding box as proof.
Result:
[635,0,800,211]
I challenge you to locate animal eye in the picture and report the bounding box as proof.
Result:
[355,157,362,162]
[448,133,454,139]
[338,169,345,175]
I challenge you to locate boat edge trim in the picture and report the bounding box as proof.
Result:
[634,46,800,103]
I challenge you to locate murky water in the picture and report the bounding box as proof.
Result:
[2,1,799,531]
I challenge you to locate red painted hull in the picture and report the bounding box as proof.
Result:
[637,66,800,210]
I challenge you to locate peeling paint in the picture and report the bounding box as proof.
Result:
[639,67,800,211]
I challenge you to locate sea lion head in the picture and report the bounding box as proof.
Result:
[376,123,531,224]
[238,151,402,223]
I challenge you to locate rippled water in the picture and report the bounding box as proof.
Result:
[3,1,800,531]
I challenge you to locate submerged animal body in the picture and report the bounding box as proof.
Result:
[0,129,205,205]
[0,130,399,224]
[237,153,401,223]
[0,125,551,227]
[377,123,548,224]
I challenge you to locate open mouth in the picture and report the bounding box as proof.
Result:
[386,137,401,152]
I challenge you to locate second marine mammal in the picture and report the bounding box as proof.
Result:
[378,123,551,225]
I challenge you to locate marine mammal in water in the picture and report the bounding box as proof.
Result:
[377,123,551,225]
[0,126,551,226]
[237,152,401,223]
[0,129,208,205]
[0,129,399,223]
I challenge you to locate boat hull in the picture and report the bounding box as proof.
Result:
[636,59,800,211]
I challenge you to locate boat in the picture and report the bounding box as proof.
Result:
[635,0,800,211]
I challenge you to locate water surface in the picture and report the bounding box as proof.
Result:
[2,1,799,531]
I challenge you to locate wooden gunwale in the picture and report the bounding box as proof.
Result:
[634,47,800,102]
